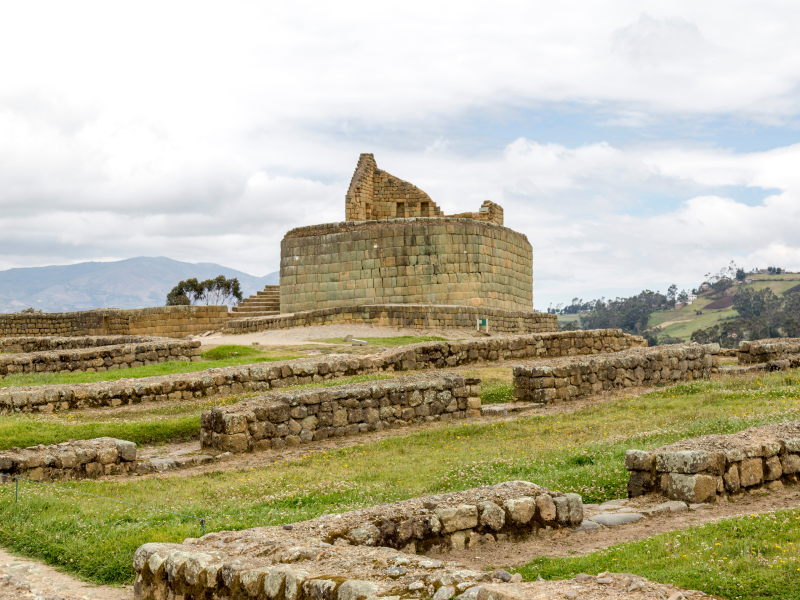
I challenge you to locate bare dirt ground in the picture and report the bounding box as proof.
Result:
[0,548,130,600]
[197,324,478,348]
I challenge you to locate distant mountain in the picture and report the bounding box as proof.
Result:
[0,257,279,313]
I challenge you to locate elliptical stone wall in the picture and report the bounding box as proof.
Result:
[280,219,533,313]
[225,304,557,334]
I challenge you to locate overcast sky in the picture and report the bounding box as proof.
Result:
[2,1,800,308]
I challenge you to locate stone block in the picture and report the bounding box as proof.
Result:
[655,450,708,474]
[739,458,764,488]
[781,453,800,474]
[666,473,717,503]
[764,456,782,481]
[625,450,654,471]
[436,505,479,533]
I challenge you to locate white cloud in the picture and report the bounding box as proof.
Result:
[0,0,799,303]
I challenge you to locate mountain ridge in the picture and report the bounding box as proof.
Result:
[0,257,279,313]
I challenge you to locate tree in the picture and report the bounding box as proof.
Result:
[165,276,243,307]
[166,278,203,305]
[667,284,678,305]
[201,275,243,306]
[677,290,689,305]
[580,290,668,334]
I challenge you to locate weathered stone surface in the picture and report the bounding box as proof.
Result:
[337,580,377,600]
[781,453,800,474]
[478,501,505,531]
[655,451,709,474]
[627,470,655,497]
[764,456,783,481]
[625,450,654,471]
[437,505,479,533]
[666,473,716,503]
[739,458,764,488]
[588,513,644,526]
[535,495,556,521]
[503,497,535,525]
[347,524,379,546]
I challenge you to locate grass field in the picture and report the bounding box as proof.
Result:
[0,345,303,389]
[1,369,799,592]
[313,335,450,347]
[518,508,800,600]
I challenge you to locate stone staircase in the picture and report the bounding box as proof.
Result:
[230,285,280,318]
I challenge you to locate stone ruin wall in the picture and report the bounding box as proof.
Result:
[738,338,800,366]
[225,304,558,335]
[201,373,482,453]
[0,306,229,339]
[626,421,800,503]
[513,343,718,404]
[0,330,643,414]
[280,219,533,313]
[133,481,582,600]
[0,337,201,379]
[0,437,137,482]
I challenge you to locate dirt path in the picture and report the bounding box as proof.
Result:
[0,547,130,600]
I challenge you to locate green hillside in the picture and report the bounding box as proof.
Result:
[652,273,800,341]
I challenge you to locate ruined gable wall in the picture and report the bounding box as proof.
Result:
[345,153,443,221]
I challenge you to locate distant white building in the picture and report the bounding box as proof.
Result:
[687,294,697,304]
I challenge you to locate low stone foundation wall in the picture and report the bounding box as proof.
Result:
[0,306,230,339]
[0,335,156,354]
[0,438,137,481]
[225,303,558,334]
[0,339,201,378]
[133,481,582,600]
[0,330,644,414]
[201,373,481,453]
[626,421,800,502]
[738,338,800,365]
[512,343,719,404]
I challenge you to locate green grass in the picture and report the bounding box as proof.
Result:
[313,335,450,347]
[2,369,800,587]
[517,508,800,600]
[0,346,302,389]
[480,380,514,404]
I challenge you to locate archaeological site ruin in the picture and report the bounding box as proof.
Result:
[0,154,797,600]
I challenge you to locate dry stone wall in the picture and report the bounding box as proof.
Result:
[201,373,482,453]
[626,421,800,503]
[513,343,719,404]
[226,304,558,334]
[0,339,201,378]
[0,330,644,414]
[0,335,156,354]
[0,306,229,339]
[280,219,533,313]
[133,481,582,600]
[738,338,800,366]
[0,438,137,481]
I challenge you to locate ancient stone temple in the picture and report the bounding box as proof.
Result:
[277,154,556,333]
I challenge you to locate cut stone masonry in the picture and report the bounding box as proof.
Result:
[626,420,800,502]
[513,343,719,404]
[0,330,644,414]
[0,338,201,379]
[738,337,800,366]
[201,373,481,453]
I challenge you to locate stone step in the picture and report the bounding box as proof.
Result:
[229,311,280,318]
